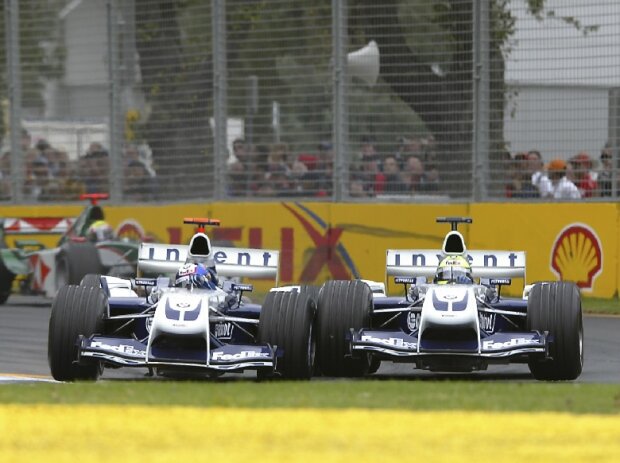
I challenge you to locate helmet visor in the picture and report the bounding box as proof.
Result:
[435,267,472,284]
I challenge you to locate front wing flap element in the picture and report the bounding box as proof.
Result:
[79,335,275,371]
[351,330,419,356]
[351,329,547,359]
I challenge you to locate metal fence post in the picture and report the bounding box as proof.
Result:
[5,0,23,203]
[609,88,620,198]
[212,0,227,200]
[332,0,347,201]
[472,0,490,201]
[107,0,123,202]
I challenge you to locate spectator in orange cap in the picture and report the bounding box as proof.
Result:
[547,159,581,199]
[570,152,598,198]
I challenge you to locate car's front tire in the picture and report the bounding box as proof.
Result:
[48,285,107,381]
[56,242,103,288]
[315,280,373,377]
[0,259,14,305]
[257,290,316,379]
[527,281,583,380]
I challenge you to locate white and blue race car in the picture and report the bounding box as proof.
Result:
[47,218,316,381]
[314,217,583,381]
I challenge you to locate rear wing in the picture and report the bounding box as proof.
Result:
[1,217,75,235]
[386,249,526,282]
[138,243,280,284]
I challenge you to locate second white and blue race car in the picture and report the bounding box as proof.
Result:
[313,217,583,381]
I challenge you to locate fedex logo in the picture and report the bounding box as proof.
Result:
[482,337,538,350]
[91,341,147,357]
[361,335,417,350]
[211,350,271,361]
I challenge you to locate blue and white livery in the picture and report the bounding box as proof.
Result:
[315,217,584,381]
[48,218,316,381]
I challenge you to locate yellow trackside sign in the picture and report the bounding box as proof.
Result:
[1,202,618,297]
[471,203,617,297]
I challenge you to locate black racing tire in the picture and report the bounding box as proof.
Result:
[80,273,111,297]
[0,259,14,305]
[80,274,102,288]
[56,242,103,288]
[527,281,583,381]
[257,291,316,380]
[299,285,321,305]
[48,285,107,381]
[315,280,373,377]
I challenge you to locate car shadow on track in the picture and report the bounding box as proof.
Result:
[367,372,535,381]
[99,370,535,382]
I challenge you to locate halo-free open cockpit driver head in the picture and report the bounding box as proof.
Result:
[174,262,218,290]
[433,255,474,285]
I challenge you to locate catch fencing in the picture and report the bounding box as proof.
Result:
[1,0,619,203]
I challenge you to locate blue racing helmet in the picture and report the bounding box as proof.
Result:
[175,263,217,290]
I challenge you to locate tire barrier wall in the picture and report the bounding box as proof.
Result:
[1,202,617,297]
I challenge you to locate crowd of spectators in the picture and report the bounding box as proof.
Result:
[227,139,333,197]
[349,136,440,197]
[226,135,441,198]
[505,145,613,200]
[0,129,157,202]
[2,128,617,202]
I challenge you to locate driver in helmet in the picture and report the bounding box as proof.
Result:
[175,262,218,290]
[434,255,474,285]
[85,205,115,242]
[86,219,115,242]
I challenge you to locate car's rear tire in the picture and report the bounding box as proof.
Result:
[80,273,111,297]
[527,281,583,380]
[257,291,316,379]
[300,285,321,303]
[316,280,373,377]
[80,274,102,288]
[56,242,103,289]
[0,259,14,305]
[48,285,107,381]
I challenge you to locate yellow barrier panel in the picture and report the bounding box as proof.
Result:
[1,202,617,297]
[472,203,616,297]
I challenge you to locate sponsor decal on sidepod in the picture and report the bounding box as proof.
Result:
[214,322,234,339]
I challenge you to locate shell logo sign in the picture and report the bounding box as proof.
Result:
[550,223,602,290]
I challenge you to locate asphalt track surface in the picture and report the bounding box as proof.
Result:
[1,295,619,383]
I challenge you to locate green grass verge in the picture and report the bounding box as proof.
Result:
[0,381,618,414]
[581,297,620,315]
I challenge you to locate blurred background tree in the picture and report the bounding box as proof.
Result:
[0,0,64,138]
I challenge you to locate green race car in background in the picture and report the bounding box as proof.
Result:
[0,194,139,304]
